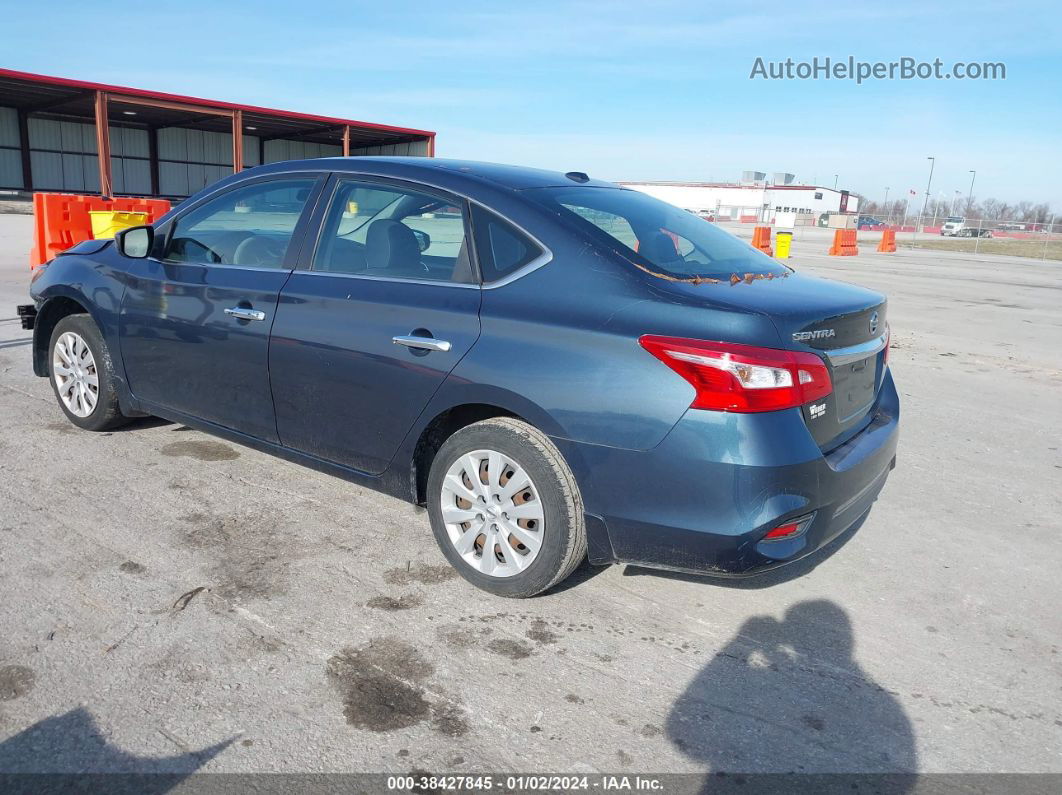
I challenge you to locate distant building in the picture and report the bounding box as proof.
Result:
[619,179,860,222]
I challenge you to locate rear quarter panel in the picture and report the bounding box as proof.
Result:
[431,239,785,452]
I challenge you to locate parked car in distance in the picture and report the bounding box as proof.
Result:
[857,216,887,230]
[21,158,899,597]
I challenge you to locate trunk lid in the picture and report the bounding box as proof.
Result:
[664,272,888,450]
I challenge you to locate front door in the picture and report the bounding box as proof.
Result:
[269,176,481,474]
[119,175,323,442]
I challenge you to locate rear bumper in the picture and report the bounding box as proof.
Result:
[556,369,900,576]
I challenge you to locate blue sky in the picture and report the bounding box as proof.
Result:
[4,0,1059,206]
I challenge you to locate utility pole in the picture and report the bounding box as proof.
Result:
[967,170,976,216]
[920,156,935,232]
[884,187,890,221]
[833,174,838,190]
[932,191,946,227]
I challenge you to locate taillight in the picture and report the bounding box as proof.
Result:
[639,335,832,412]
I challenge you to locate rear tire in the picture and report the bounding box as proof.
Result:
[48,314,129,432]
[427,417,586,597]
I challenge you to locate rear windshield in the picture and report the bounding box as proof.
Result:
[524,186,789,280]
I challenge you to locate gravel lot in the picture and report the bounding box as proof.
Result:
[0,213,1059,780]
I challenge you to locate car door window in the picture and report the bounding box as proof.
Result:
[164,178,317,268]
[313,180,473,283]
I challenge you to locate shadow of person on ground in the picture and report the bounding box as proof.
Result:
[0,707,232,793]
[666,600,917,788]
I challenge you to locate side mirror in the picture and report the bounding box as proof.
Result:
[115,225,154,258]
[411,228,430,253]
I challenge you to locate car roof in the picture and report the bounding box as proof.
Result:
[248,156,618,192]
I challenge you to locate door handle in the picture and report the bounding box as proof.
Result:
[392,335,452,352]
[224,307,266,322]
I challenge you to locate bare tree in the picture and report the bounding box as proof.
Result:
[981,198,1003,219]
[1030,203,1052,224]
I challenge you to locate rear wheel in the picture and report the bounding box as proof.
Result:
[427,418,586,597]
[48,314,128,431]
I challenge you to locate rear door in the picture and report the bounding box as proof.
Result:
[269,175,481,474]
[119,174,324,442]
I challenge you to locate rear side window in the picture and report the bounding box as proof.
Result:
[471,206,544,283]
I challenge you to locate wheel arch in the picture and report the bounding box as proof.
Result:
[32,294,93,377]
[410,403,525,505]
[398,380,570,506]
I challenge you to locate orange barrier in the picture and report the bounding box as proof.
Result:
[877,229,897,253]
[750,225,773,257]
[828,229,859,256]
[30,193,171,268]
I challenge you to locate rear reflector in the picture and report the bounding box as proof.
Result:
[762,514,815,541]
[639,336,832,412]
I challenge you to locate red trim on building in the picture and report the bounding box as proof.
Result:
[0,67,435,138]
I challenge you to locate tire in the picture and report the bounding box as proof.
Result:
[48,313,129,432]
[426,417,587,597]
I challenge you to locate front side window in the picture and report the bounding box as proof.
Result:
[313,180,472,283]
[525,186,790,280]
[164,178,317,268]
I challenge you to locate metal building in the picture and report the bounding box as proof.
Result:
[0,68,435,199]
[620,180,860,222]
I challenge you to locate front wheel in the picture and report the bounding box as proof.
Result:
[48,314,129,432]
[427,418,587,597]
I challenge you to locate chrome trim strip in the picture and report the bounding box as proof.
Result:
[164,167,558,290]
[299,196,554,290]
[467,199,555,289]
[292,270,480,289]
[480,249,554,289]
[158,261,293,274]
[824,333,888,366]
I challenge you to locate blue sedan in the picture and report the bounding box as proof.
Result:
[23,158,898,596]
